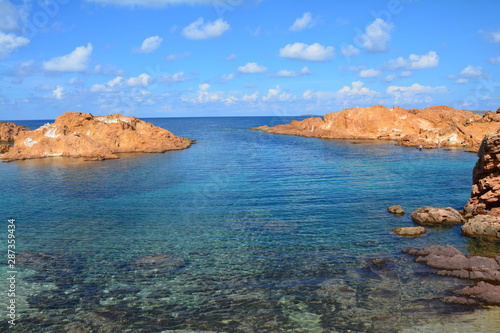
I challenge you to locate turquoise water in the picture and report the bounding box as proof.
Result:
[1,116,498,332]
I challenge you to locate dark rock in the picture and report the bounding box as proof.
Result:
[411,206,465,225]
[452,281,500,305]
[388,205,405,215]
[0,144,10,154]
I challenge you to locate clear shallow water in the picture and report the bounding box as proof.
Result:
[1,116,499,332]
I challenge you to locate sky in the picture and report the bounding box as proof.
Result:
[0,0,499,120]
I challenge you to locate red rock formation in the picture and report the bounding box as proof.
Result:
[464,129,500,215]
[253,105,500,152]
[0,121,28,142]
[1,112,193,162]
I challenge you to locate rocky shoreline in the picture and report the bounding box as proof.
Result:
[253,105,500,152]
[0,112,194,162]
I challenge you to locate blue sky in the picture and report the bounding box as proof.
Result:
[1,0,499,120]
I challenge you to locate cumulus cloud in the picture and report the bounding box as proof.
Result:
[341,44,360,57]
[241,91,259,102]
[220,73,235,82]
[52,86,65,100]
[262,85,296,102]
[359,68,381,78]
[91,76,124,92]
[304,81,378,104]
[358,18,393,53]
[272,66,311,78]
[182,18,229,40]
[237,62,268,74]
[134,35,163,53]
[480,27,500,43]
[127,73,154,87]
[289,12,315,31]
[165,52,191,61]
[0,32,29,58]
[386,83,447,103]
[43,43,93,72]
[447,65,489,84]
[158,72,191,83]
[384,51,439,70]
[279,42,334,62]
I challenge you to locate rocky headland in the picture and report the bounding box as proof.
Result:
[0,112,194,162]
[253,105,500,152]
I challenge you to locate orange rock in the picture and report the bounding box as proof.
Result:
[0,121,28,142]
[1,112,193,162]
[253,105,500,152]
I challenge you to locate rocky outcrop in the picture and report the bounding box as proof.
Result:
[393,226,426,237]
[0,144,10,154]
[0,112,193,162]
[462,215,500,241]
[464,129,500,215]
[411,206,466,225]
[0,121,28,142]
[253,105,500,152]
[388,205,405,215]
[405,245,500,305]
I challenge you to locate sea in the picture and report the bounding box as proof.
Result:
[1,116,499,332]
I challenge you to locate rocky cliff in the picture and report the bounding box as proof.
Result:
[464,129,500,215]
[0,121,28,142]
[0,112,193,161]
[253,105,500,152]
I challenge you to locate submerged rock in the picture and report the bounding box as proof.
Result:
[132,252,186,275]
[388,205,405,215]
[1,112,194,162]
[462,215,500,242]
[393,226,426,237]
[410,206,465,225]
[405,245,500,305]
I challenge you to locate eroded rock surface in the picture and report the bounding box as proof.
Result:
[253,105,500,152]
[0,121,28,142]
[1,112,193,161]
[388,205,405,215]
[411,206,465,225]
[393,226,426,237]
[405,245,500,305]
[462,215,500,241]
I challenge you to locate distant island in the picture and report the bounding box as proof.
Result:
[253,105,500,152]
[0,112,194,162]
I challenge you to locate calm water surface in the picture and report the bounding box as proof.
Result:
[1,116,499,332]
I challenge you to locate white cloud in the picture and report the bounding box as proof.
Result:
[52,86,65,100]
[182,18,229,40]
[383,74,397,83]
[386,83,447,103]
[337,81,378,97]
[91,76,124,92]
[341,44,360,57]
[43,43,93,72]
[490,57,500,65]
[384,51,439,70]
[199,83,210,91]
[237,62,268,74]
[165,52,190,61]
[262,85,296,102]
[400,70,412,77]
[279,42,334,62]
[289,12,315,32]
[303,81,378,104]
[159,72,191,83]
[0,1,23,32]
[273,66,311,78]
[226,53,237,61]
[359,68,381,78]
[447,65,489,84]
[242,92,259,102]
[358,18,393,53]
[481,27,500,43]
[0,32,29,58]
[127,73,154,87]
[220,73,235,82]
[135,35,163,53]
